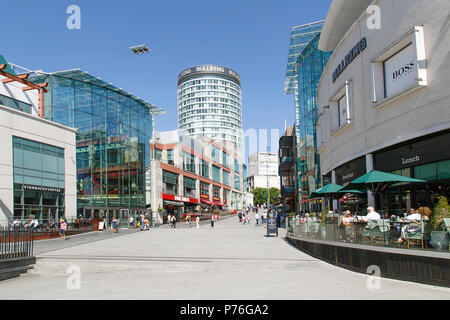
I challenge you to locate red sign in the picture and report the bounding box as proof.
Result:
[213,196,220,202]
[200,194,209,200]
[162,194,199,204]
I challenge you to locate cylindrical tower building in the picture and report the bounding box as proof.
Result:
[177,65,242,146]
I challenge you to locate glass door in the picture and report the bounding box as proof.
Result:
[120,209,130,228]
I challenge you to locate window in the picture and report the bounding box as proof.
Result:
[212,146,221,163]
[338,95,347,127]
[183,176,196,198]
[212,165,221,183]
[331,80,353,133]
[162,170,178,195]
[183,152,196,174]
[199,160,209,179]
[234,159,239,173]
[12,136,65,220]
[437,160,450,180]
[213,186,220,199]
[223,152,229,168]
[370,26,427,105]
[223,171,230,186]
[0,94,32,113]
[200,182,209,196]
[414,163,437,181]
[154,149,162,161]
[167,149,174,165]
[234,175,240,190]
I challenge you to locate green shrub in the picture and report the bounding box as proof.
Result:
[430,196,450,231]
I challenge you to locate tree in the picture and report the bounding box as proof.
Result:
[251,187,280,206]
[269,187,280,205]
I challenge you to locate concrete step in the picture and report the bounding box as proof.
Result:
[26,256,210,276]
[0,265,34,281]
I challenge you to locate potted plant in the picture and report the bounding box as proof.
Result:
[429,196,450,250]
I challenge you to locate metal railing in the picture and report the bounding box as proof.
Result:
[287,213,450,252]
[2,219,93,233]
[0,226,33,261]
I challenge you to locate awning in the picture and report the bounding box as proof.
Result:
[214,202,228,207]
[163,200,184,207]
[201,199,215,206]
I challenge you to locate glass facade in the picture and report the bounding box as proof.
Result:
[13,136,65,221]
[295,34,332,204]
[29,70,160,215]
[178,66,242,146]
[284,21,323,95]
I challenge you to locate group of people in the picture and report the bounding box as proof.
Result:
[340,206,432,244]
[237,208,272,227]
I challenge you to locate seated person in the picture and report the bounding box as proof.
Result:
[396,208,428,244]
[358,207,381,222]
[342,210,355,239]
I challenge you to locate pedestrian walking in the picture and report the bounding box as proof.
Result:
[129,215,134,229]
[238,211,242,222]
[171,215,177,228]
[139,214,145,231]
[167,214,171,226]
[59,218,67,240]
[255,212,260,225]
[111,217,119,233]
[196,215,200,228]
[211,212,215,228]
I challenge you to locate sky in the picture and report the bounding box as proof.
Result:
[3,0,332,158]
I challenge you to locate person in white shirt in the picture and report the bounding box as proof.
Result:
[255,212,260,225]
[359,207,381,222]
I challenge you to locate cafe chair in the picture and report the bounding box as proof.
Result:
[407,220,431,249]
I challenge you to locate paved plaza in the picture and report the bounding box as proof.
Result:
[1,216,449,300]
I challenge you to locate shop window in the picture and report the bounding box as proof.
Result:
[414,162,437,181]
[437,160,450,180]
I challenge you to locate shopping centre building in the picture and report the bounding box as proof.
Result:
[29,69,164,222]
[0,56,77,225]
[316,0,450,211]
[149,130,247,223]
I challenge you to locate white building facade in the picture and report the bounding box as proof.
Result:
[177,65,243,147]
[316,0,450,211]
[247,152,280,192]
